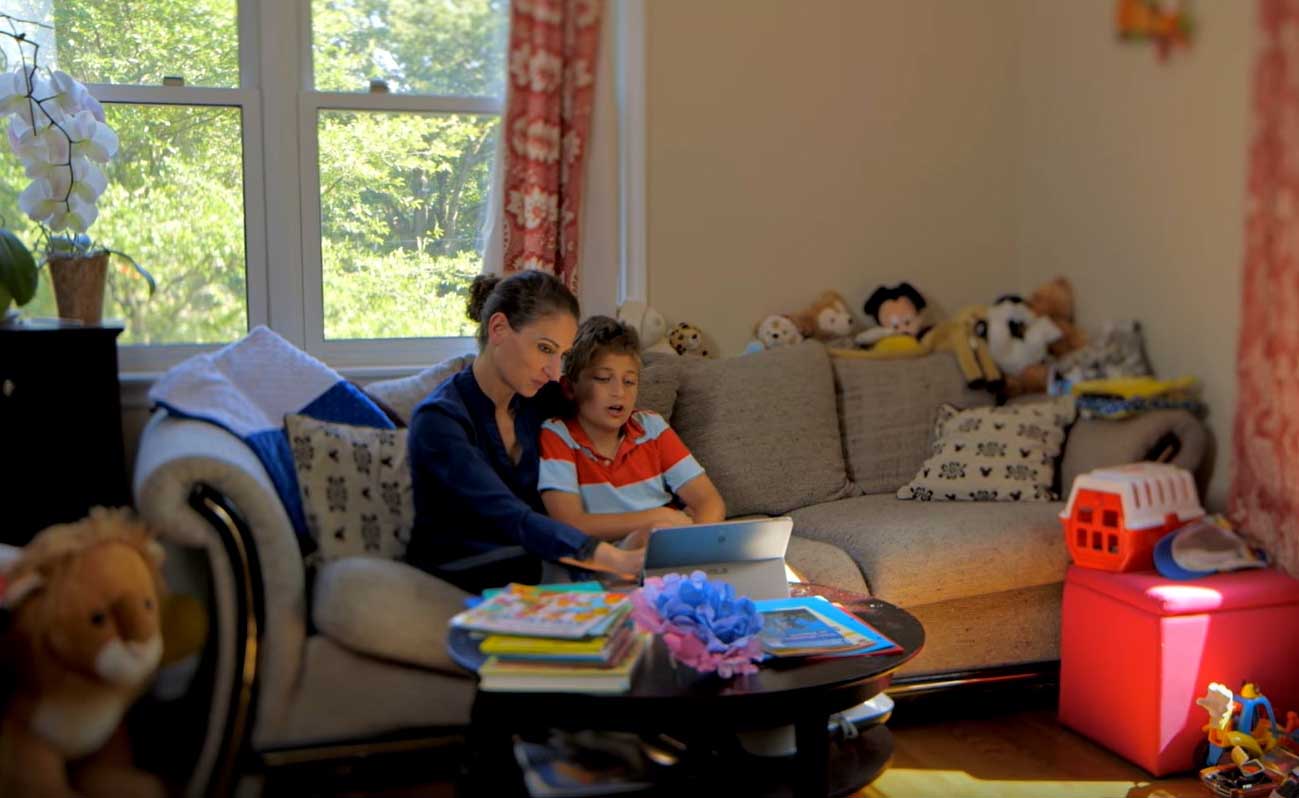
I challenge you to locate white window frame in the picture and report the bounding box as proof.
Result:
[82,0,269,375]
[85,0,644,377]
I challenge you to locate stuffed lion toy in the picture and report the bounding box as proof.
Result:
[0,507,169,798]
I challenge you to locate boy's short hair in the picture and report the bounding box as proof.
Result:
[563,315,641,381]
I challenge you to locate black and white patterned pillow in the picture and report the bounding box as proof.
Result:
[897,397,1076,502]
[286,414,413,561]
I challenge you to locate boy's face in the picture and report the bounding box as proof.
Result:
[571,351,640,436]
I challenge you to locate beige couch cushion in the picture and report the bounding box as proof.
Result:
[637,351,681,419]
[278,636,474,747]
[789,493,1068,607]
[896,582,1063,678]
[312,556,471,676]
[832,352,991,494]
[671,342,859,517]
[785,535,869,594]
[365,354,474,425]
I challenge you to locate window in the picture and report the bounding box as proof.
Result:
[0,0,517,372]
[0,0,253,354]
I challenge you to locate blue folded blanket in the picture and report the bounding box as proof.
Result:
[149,326,393,549]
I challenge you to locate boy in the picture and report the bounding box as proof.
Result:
[538,316,725,544]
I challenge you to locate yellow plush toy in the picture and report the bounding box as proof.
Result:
[0,508,169,798]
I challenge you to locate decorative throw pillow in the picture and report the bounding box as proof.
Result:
[897,398,1077,502]
[285,414,414,561]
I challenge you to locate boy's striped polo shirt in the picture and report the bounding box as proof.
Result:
[537,410,704,513]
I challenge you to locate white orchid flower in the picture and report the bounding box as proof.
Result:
[66,110,117,162]
[62,194,98,232]
[18,177,60,224]
[48,71,91,116]
[36,122,70,164]
[0,69,29,116]
[69,157,106,202]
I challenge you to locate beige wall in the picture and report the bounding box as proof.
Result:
[1014,3,1253,508]
[646,0,1023,354]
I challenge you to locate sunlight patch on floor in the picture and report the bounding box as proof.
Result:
[862,768,1150,798]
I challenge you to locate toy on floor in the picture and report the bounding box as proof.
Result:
[1196,682,1299,771]
[0,507,170,798]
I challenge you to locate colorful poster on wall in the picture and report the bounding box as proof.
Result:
[1116,0,1195,60]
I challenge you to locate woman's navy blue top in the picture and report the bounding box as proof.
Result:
[404,367,589,577]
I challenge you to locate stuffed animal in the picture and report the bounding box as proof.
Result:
[789,290,854,342]
[1027,276,1086,359]
[616,300,677,355]
[984,295,1062,376]
[1,508,169,798]
[855,282,932,349]
[752,314,805,350]
[667,322,712,358]
[923,305,1002,389]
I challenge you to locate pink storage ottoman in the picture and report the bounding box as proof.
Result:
[1059,565,1299,776]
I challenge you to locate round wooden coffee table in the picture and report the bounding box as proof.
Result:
[452,585,924,798]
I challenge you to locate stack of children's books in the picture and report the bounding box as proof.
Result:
[754,596,901,659]
[452,583,646,693]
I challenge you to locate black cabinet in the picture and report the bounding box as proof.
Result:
[0,321,130,546]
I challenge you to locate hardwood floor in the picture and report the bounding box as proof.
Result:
[859,691,1206,798]
[282,688,1216,797]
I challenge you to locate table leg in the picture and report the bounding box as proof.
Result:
[793,713,830,798]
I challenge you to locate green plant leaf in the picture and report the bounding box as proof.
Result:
[0,228,38,306]
[106,249,157,297]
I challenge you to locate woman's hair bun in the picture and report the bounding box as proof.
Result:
[466,274,502,322]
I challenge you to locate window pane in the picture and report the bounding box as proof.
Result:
[0,103,248,344]
[0,0,238,87]
[318,110,497,341]
[312,0,507,97]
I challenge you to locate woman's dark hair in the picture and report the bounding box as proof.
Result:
[466,271,580,348]
[563,315,641,382]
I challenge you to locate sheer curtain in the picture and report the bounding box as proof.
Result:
[1230,0,1299,577]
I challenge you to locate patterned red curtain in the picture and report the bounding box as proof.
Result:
[500,0,603,292]
[1231,0,1299,576]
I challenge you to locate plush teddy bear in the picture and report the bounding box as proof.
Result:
[615,300,677,355]
[981,296,1063,397]
[1,507,169,798]
[667,321,712,358]
[855,282,932,351]
[1027,276,1086,359]
[751,314,805,350]
[789,290,854,342]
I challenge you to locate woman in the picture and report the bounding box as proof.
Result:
[405,271,646,592]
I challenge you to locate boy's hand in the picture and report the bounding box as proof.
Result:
[653,507,692,529]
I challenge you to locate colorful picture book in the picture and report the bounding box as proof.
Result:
[758,607,854,656]
[479,633,648,693]
[754,596,900,657]
[480,622,635,666]
[452,584,630,639]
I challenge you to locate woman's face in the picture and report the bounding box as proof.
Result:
[487,311,579,398]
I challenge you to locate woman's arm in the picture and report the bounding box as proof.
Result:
[409,406,591,562]
[541,491,691,541]
[676,473,726,524]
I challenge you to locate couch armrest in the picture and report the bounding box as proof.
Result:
[312,557,472,677]
[132,412,306,757]
[1060,409,1208,490]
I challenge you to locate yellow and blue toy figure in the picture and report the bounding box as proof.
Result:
[1196,682,1282,768]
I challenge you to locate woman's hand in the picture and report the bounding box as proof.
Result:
[591,540,646,578]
